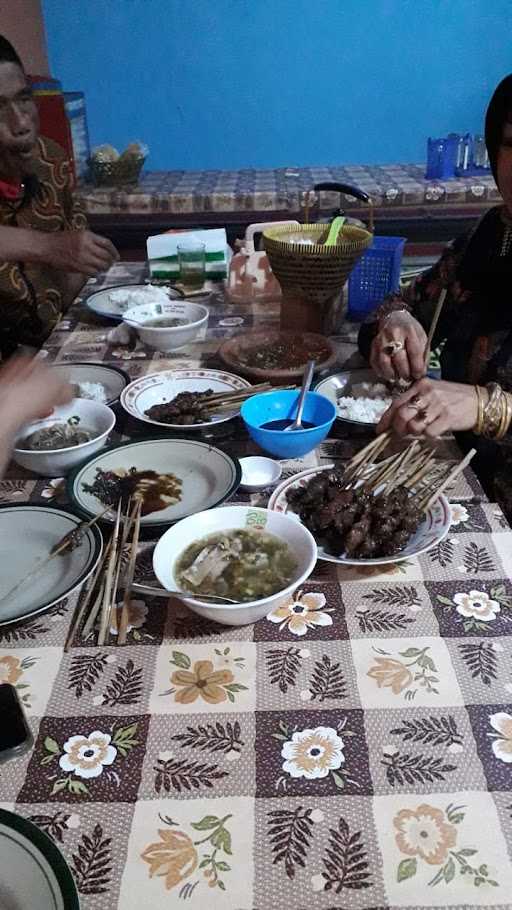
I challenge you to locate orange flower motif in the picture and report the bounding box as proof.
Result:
[141,829,197,891]
[367,657,413,694]
[394,804,457,865]
[0,655,23,685]
[171,660,234,705]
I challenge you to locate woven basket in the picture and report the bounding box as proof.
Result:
[89,154,145,187]
[263,222,372,333]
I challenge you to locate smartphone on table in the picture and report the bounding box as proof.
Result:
[0,684,33,763]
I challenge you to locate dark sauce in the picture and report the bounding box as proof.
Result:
[261,419,316,431]
[82,467,182,516]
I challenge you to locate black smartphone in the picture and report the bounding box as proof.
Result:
[0,684,33,763]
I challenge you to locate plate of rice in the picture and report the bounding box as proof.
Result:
[85,283,183,321]
[315,369,391,426]
[50,363,130,406]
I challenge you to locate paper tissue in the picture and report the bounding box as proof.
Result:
[146,228,228,281]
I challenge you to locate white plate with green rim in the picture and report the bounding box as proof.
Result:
[0,504,103,627]
[85,283,182,321]
[0,809,79,909]
[67,437,241,531]
[50,362,130,406]
[120,368,252,430]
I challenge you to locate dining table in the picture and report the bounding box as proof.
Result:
[1,262,512,910]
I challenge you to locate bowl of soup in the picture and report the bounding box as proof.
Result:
[13,399,116,477]
[153,505,317,625]
[122,300,209,351]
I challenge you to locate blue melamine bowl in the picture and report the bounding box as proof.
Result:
[241,389,336,458]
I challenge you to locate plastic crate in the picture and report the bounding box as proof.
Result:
[347,235,406,321]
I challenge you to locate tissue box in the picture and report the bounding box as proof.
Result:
[147,228,228,280]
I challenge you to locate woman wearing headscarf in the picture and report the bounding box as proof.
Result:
[358,74,512,512]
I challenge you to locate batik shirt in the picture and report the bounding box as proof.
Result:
[0,136,87,356]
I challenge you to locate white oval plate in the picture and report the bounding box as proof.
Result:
[0,504,103,626]
[315,368,391,427]
[50,362,130,405]
[68,437,241,530]
[0,809,79,910]
[121,368,251,430]
[86,283,182,321]
[268,465,451,566]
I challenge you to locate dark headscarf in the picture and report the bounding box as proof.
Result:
[485,74,512,183]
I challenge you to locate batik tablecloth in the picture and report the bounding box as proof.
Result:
[1,266,512,910]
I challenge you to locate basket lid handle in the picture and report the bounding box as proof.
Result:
[312,183,373,232]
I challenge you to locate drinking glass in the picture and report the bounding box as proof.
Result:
[177,240,206,290]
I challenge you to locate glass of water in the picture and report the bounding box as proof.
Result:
[177,240,206,290]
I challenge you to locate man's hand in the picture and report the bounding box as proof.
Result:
[38,230,119,277]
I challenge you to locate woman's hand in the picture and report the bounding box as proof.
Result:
[377,378,478,438]
[370,311,428,381]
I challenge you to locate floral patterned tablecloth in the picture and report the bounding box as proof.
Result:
[1,266,512,910]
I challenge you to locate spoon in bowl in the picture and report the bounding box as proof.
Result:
[283,360,316,431]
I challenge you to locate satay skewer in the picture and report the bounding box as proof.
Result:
[98,501,122,646]
[118,500,142,645]
[419,448,476,511]
[425,288,447,364]
[64,536,113,651]
[344,432,391,482]
[0,507,110,606]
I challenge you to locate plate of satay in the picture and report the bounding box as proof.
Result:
[120,368,255,430]
[268,434,471,566]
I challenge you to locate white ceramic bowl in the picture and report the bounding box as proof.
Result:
[153,505,317,625]
[13,399,116,477]
[122,300,208,351]
[239,456,282,492]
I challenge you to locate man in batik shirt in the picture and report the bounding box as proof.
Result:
[0,35,118,357]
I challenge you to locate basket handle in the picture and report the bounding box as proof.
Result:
[311,182,374,232]
[243,220,300,254]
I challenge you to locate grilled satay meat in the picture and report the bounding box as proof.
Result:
[145,389,215,425]
[286,470,423,558]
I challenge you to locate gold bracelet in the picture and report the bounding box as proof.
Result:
[474,385,485,435]
[483,383,503,438]
[496,391,512,440]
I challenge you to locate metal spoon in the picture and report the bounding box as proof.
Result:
[132,582,239,604]
[284,360,316,431]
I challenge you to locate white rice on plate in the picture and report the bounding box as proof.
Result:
[73,381,108,403]
[109,285,170,312]
[336,381,391,423]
